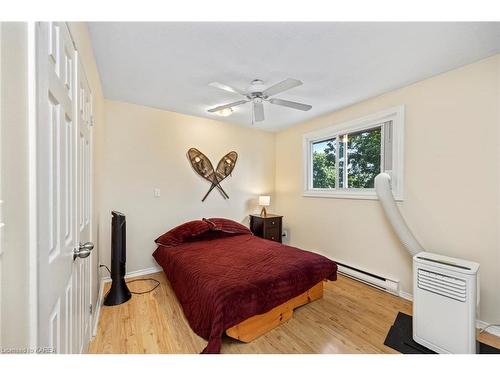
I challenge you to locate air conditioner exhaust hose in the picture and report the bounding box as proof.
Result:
[374,173,424,257]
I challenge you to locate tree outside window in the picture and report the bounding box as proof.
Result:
[312,138,335,188]
[312,127,381,189]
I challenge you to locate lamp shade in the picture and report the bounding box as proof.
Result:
[258,195,270,206]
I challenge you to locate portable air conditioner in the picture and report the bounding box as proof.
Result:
[413,252,480,354]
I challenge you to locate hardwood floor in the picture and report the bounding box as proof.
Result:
[88,272,500,354]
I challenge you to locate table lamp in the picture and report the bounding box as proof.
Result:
[258,195,270,217]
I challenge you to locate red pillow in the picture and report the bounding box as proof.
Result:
[203,218,252,235]
[185,230,241,242]
[155,220,212,247]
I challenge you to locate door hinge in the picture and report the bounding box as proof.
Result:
[89,304,93,315]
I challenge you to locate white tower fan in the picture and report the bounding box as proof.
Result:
[375,173,480,354]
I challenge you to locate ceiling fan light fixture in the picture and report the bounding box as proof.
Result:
[208,78,311,124]
[215,107,233,117]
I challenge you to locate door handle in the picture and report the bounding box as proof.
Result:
[73,242,94,260]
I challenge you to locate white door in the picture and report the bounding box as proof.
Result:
[36,22,93,354]
[75,57,93,353]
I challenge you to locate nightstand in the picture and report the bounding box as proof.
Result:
[249,214,283,243]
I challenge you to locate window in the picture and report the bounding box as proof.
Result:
[303,106,404,200]
[312,138,336,188]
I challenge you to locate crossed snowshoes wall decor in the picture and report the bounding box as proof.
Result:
[187,148,238,202]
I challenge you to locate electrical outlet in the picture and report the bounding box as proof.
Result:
[154,188,161,197]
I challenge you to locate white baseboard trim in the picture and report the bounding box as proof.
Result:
[92,277,106,337]
[101,265,163,283]
[91,265,163,338]
[399,291,413,301]
[476,320,500,337]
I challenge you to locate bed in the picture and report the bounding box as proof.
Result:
[152,218,337,353]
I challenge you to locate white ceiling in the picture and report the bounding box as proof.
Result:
[88,22,500,131]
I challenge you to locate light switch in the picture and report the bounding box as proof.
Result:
[154,188,161,197]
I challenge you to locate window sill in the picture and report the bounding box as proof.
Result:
[303,189,403,201]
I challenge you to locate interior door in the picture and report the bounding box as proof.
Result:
[37,22,93,354]
[75,57,93,353]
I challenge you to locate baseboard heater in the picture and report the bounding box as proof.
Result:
[336,261,400,295]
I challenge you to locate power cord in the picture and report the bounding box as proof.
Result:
[126,278,160,295]
[99,264,160,295]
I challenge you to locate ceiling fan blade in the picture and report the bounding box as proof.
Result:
[207,100,249,113]
[209,81,247,96]
[262,78,302,97]
[269,98,312,111]
[253,101,265,122]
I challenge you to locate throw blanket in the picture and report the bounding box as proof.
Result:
[153,234,337,353]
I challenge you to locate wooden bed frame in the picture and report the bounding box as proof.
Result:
[225,281,324,342]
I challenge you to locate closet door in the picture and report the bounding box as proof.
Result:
[36,22,93,354]
[75,56,93,353]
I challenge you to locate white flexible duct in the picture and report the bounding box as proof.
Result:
[374,173,424,257]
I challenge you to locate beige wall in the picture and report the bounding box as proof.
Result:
[67,22,105,317]
[275,55,500,323]
[0,22,30,347]
[98,100,276,273]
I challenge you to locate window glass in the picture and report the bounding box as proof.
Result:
[312,138,336,188]
[346,127,381,188]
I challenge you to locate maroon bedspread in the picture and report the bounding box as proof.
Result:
[153,234,337,353]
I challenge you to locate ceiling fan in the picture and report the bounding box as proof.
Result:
[207,78,312,123]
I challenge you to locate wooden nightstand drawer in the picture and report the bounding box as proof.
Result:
[249,214,283,244]
[264,219,279,229]
[264,227,280,242]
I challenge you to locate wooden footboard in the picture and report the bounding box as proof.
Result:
[225,281,324,343]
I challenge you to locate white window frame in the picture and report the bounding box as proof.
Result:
[303,105,405,200]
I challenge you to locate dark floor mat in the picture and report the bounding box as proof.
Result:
[384,312,500,354]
